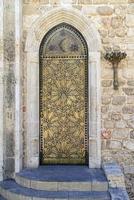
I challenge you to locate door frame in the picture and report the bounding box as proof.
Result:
[25,7,101,169]
[39,23,89,165]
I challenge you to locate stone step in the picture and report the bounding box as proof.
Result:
[0,180,111,200]
[15,165,108,191]
[0,195,6,200]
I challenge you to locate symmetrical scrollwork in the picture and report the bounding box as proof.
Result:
[40,23,88,164]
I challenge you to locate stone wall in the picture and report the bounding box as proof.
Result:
[1,0,134,182]
[21,2,134,198]
[22,0,134,169]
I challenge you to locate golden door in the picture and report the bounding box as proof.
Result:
[40,23,88,164]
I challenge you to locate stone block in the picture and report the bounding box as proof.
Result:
[127,80,134,86]
[123,88,134,96]
[130,130,134,139]
[112,128,129,139]
[115,28,127,37]
[58,182,91,191]
[112,96,126,105]
[111,16,123,29]
[123,139,134,151]
[82,6,97,16]
[102,96,111,105]
[40,0,49,3]
[115,120,127,129]
[50,0,60,5]
[127,44,134,50]
[5,158,15,176]
[99,29,108,38]
[109,140,122,149]
[91,181,108,191]
[101,68,113,79]
[6,133,15,157]
[31,181,58,190]
[78,0,92,4]
[127,28,134,37]
[111,113,122,121]
[97,6,113,16]
[15,175,31,188]
[93,0,127,3]
[109,188,129,200]
[101,80,112,87]
[103,88,114,95]
[126,115,134,128]
[127,96,134,104]
[128,0,134,2]
[23,5,38,15]
[126,14,134,27]
[102,163,126,188]
[122,106,134,114]
[101,106,109,114]
[122,68,134,79]
[104,120,115,129]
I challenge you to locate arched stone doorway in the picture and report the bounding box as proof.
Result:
[39,23,88,165]
[25,7,101,169]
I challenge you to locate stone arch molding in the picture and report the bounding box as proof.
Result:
[25,7,101,168]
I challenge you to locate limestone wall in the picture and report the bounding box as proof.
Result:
[22,0,134,170]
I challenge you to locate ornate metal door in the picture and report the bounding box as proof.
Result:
[40,23,88,165]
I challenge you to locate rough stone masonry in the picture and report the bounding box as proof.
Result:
[0,0,134,199]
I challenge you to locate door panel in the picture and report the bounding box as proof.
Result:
[40,23,88,164]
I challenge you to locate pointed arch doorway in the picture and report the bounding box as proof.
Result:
[39,23,88,165]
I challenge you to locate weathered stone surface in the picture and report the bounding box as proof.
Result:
[111,113,122,121]
[126,14,134,27]
[128,0,134,2]
[112,96,126,105]
[127,80,134,86]
[123,139,134,150]
[126,115,134,129]
[104,120,115,129]
[23,5,39,15]
[93,0,128,3]
[102,96,111,105]
[122,106,134,114]
[99,29,108,37]
[101,17,112,28]
[109,140,122,149]
[130,130,134,139]
[111,16,123,29]
[101,106,109,113]
[97,6,113,16]
[122,68,134,79]
[127,96,134,104]
[103,163,126,188]
[112,128,129,139]
[101,80,112,87]
[115,120,127,128]
[127,28,134,37]
[50,0,61,5]
[123,88,134,95]
[6,133,15,157]
[103,88,114,95]
[115,6,127,16]
[115,28,126,37]
[4,158,15,178]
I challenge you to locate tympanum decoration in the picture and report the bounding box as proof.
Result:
[104,51,127,90]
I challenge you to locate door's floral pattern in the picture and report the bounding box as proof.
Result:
[40,24,88,164]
